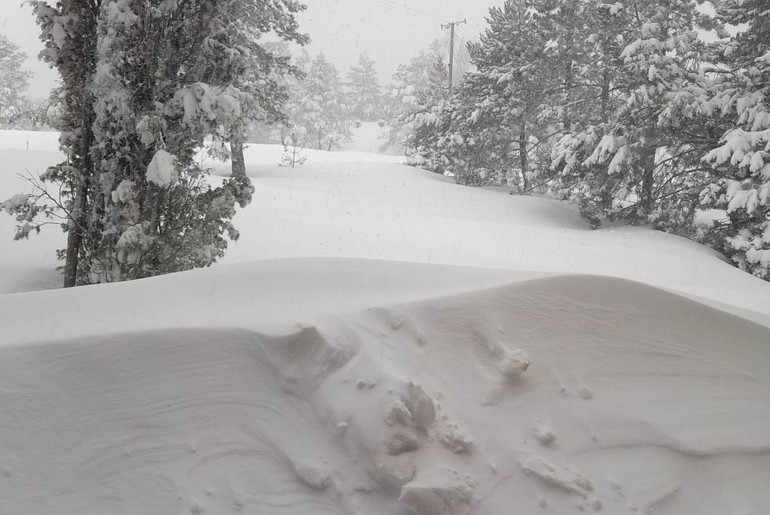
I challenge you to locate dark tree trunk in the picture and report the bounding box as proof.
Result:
[563,60,573,129]
[63,179,87,288]
[600,184,614,210]
[63,7,98,288]
[519,124,529,193]
[640,134,656,214]
[600,67,610,124]
[231,137,246,178]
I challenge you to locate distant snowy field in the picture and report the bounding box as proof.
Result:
[0,128,769,515]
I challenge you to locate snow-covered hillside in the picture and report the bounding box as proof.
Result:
[0,129,769,515]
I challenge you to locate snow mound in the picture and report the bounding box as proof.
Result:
[0,271,768,514]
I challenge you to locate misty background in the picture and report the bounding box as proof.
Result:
[1,0,504,100]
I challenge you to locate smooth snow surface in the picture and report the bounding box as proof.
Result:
[338,121,395,154]
[1,129,770,515]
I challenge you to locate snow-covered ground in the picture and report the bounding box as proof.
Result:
[0,128,769,515]
[338,121,395,154]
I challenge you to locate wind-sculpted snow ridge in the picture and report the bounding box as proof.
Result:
[0,273,768,514]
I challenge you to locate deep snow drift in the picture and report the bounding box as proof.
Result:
[0,129,769,514]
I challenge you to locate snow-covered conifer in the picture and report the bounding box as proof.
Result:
[0,33,33,127]
[408,0,588,188]
[383,46,446,155]
[551,0,718,229]
[700,0,770,279]
[347,53,382,122]
[286,52,351,151]
[1,0,307,285]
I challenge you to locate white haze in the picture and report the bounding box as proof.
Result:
[1,0,504,100]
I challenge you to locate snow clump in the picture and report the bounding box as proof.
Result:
[498,348,530,377]
[146,150,177,187]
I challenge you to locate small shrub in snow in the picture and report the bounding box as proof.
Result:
[279,129,308,168]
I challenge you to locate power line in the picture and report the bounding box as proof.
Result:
[379,0,436,23]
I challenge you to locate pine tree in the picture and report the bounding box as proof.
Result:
[382,47,444,154]
[286,52,351,151]
[700,0,770,279]
[551,0,718,230]
[1,0,307,285]
[407,0,587,189]
[402,49,452,173]
[453,0,563,189]
[246,40,299,145]
[347,52,381,122]
[0,33,33,127]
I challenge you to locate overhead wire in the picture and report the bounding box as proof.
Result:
[378,0,437,24]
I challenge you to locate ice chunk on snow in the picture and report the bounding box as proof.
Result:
[146,150,177,187]
[579,386,594,400]
[520,454,593,496]
[532,422,557,446]
[399,481,476,515]
[293,462,331,491]
[498,349,530,377]
[376,454,417,490]
[403,382,436,431]
[386,400,413,426]
[385,430,421,455]
[439,423,475,454]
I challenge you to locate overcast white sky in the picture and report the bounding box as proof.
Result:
[0,0,504,100]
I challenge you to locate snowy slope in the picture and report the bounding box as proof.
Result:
[1,130,769,515]
[0,272,768,515]
[338,122,394,154]
[2,129,769,318]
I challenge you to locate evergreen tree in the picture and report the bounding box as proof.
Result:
[347,52,381,121]
[382,47,444,154]
[286,52,351,151]
[407,0,588,189]
[0,33,33,127]
[552,0,719,229]
[402,50,453,172]
[700,0,770,279]
[452,0,578,189]
[1,0,307,285]
[246,40,299,145]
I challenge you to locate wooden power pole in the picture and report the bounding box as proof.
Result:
[441,19,466,93]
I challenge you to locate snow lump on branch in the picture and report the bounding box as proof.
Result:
[146,150,177,187]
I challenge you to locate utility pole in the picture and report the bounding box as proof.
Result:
[441,19,466,93]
